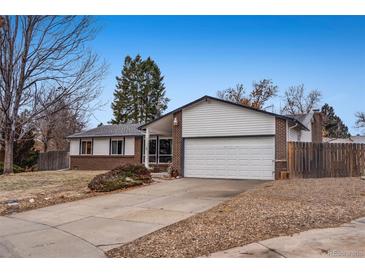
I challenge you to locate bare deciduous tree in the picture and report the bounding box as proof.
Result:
[217,79,278,110]
[281,84,321,115]
[355,112,365,130]
[36,97,86,152]
[245,79,278,109]
[0,16,106,174]
[217,84,246,103]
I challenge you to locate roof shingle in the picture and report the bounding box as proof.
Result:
[67,123,143,139]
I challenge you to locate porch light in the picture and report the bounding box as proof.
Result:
[173,117,179,126]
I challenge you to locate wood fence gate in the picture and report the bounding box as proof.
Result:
[287,142,365,178]
[38,151,69,171]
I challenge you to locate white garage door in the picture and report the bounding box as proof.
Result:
[184,136,275,180]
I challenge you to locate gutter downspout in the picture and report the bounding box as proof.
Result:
[289,123,300,141]
[289,123,298,130]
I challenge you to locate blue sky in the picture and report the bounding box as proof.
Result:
[90,16,365,134]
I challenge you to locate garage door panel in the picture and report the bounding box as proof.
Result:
[184,137,274,180]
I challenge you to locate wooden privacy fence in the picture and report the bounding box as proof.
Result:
[288,142,365,178]
[38,151,69,171]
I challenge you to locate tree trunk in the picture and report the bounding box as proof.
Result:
[43,141,48,153]
[3,133,14,175]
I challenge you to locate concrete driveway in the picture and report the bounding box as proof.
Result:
[0,178,264,258]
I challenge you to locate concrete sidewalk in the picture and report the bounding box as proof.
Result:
[208,217,365,258]
[0,178,262,258]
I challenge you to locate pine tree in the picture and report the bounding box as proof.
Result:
[111,55,169,124]
[321,103,351,138]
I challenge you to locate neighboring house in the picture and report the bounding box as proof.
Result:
[323,136,365,144]
[68,95,322,180]
[287,112,323,143]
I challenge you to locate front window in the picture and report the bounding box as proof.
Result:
[81,140,92,155]
[143,139,157,163]
[159,138,172,163]
[143,137,172,164]
[111,140,124,155]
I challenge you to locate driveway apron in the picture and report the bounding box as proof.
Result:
[0,178,264,257]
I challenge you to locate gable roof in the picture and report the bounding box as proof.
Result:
[351,135,365,143]
[139,95,309,131]
[67,123,143,139]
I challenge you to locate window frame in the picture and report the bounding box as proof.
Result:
[80,139,93,155]
[110,138,124,155]
[158,137,172,164]
[142,136,172,164]
[142,137,157,163]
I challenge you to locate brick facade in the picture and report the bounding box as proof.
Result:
[172,111,183,176]
[275,117,288,179]
[70,137,142,170]
[311,112,323,143]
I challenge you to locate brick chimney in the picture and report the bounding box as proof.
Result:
[311,111,323,143]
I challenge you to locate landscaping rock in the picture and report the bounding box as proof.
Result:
[88,164,152,192]
[3,199,19,207]
[7,202,19,207]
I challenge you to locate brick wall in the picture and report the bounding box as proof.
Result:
[172,111,183,176]
[70,136,142,170]
[311,112,323,143]
[275,117,288,179]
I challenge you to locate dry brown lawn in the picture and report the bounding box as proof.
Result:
[106,177,365,258]
[0,170,105,215]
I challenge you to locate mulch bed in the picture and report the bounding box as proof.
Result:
[106,177,365,258]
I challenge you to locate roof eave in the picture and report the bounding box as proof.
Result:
[67,133,144,139]
[287,119,310,131]
[140,95,310,131]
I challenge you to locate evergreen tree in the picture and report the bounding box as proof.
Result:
[321,103,351,138]
[14,127,38,169]
[111,55,169,124]
[13,112,38,169]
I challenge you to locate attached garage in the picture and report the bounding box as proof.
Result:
[184,137,275,180]
[140,95,309,180]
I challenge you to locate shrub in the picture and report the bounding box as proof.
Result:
[167,163,179,178]
[88,164,152,192]
[0,162,25,174]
